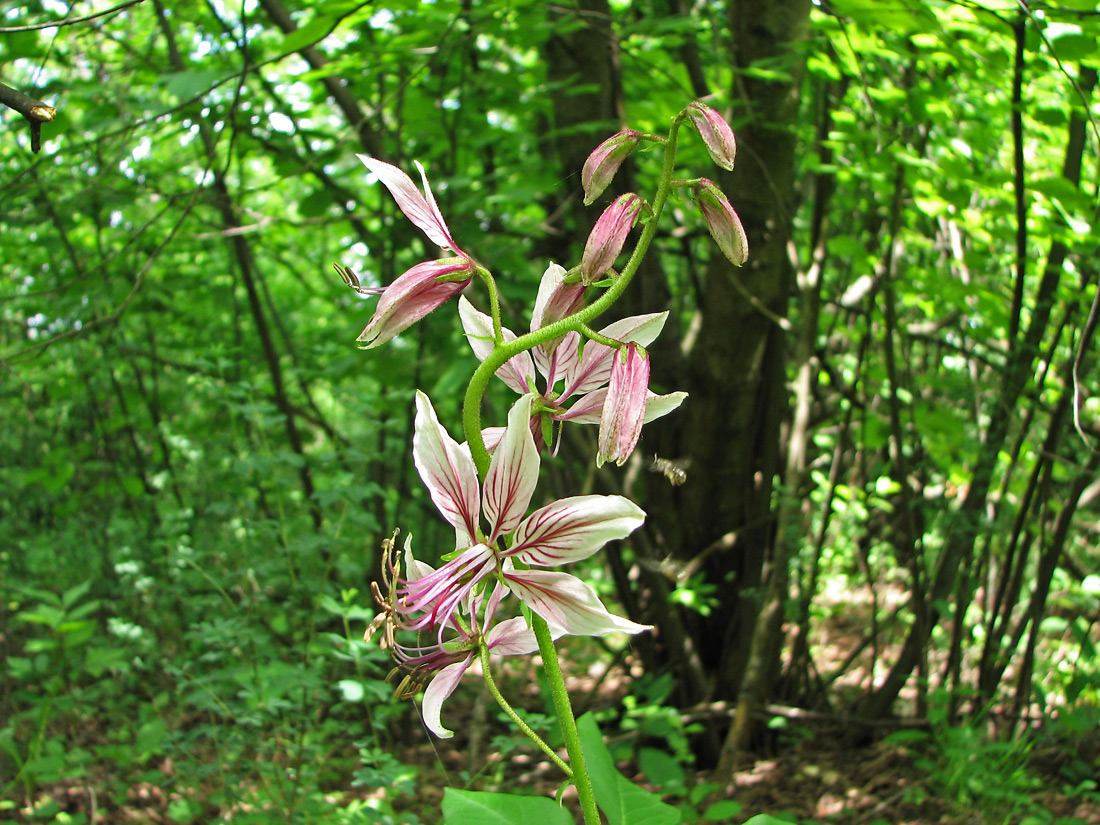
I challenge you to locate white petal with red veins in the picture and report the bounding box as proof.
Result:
[509,494,644,567]
[422,658,472,739]
[413,392,481,547]
[503,569,651,636]
[484,395,540,542]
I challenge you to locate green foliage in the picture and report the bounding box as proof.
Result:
[885,694,1056,825]
[576,714,682,825]
[1,0,1098,821]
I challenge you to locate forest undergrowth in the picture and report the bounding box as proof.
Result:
[4,580,1098,825]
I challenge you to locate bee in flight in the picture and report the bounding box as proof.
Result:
[649,455,689,486]
[333,263,381,296]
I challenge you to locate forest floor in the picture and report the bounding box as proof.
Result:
[389,649,1100,825]
[13,586,1100,824]
[387,581,1100,824]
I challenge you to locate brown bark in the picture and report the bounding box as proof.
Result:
[673,0,811,702]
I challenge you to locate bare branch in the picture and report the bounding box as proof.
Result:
[0,0,145,32]
[0,82,57,153]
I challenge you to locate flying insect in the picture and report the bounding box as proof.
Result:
[649,455,689,486]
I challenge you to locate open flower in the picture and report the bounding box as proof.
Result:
[368,540,542,739]
[460,266,686,453]
[355,156,481,348]
[401,391,649,639]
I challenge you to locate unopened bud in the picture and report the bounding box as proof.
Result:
[579,193,644,285]
[691,180,748,266]
[598,343,649,467]
[685,102,737,171]
[581,129,641,205]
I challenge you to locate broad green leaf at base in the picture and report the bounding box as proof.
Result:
[442,787,575,825]
[576,714,681,825]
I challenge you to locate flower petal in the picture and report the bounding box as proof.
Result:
[532,262,586,337]
[413,391,480,547]
[466,427,505,456]
[400,544,497,632]
[503,569,651,636]
[357,155,462,254]
[561,312,669,397]
[458,297,534,395]
[597,343,649,468]
[509,494,645,567]
[643,391,688,423]
[485,616,542,656]
[484,394,539,542]
[402,533,435,581]
[421,658,473,738]
[552,388,607,424]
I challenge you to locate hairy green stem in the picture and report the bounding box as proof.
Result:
[462,119,682,473]
[457,114,686,824]
[533,614,600,825]
[478,642,573,777]
[478,267,504,343]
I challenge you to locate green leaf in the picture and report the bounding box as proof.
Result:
[1050,32,1096,62]
[299,188,333,218]
[83,645,130,678]
[577,714,681,825]
[702,800,742,821]
[161,69,224,102]
[441,788,574,825]
[637,747,685,793]
[280,15,341,55]
[62,580,94,610]
[136,718,167,757]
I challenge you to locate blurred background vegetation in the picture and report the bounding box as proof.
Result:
[1,1,1098,823]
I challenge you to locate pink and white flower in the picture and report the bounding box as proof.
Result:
[459,264,686,452]
[401,391,650,640]
[355,156,481,348]
[373,543,542,738]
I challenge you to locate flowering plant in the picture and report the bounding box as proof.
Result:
[353,102,746,825]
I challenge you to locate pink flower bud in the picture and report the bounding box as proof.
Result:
[691,179,748,266]
[579,193,644,285]
[597,343,649,467]
[581,129,641,206]
[685,102,737,171]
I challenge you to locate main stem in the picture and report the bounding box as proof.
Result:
[533,614,601,825]
[459,116,685,825]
